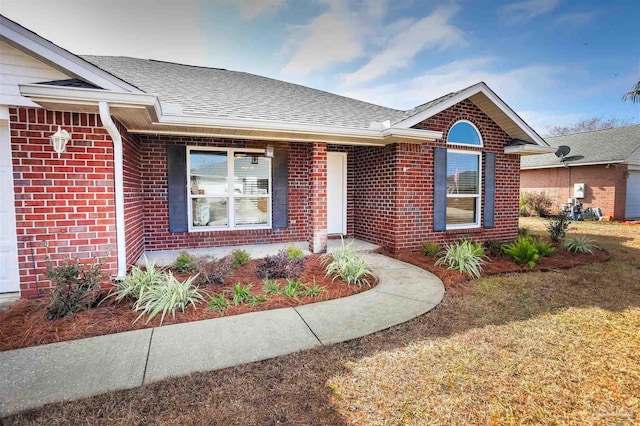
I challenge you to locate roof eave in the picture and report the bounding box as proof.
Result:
[521,160,625,170]
[19,84,442,146]
[504,144,556,156]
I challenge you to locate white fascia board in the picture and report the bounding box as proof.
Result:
[393,82,548,147]
[19,84,160,120]
[521,160,625,170]
[504,144,556,155]
[0,15,140,93]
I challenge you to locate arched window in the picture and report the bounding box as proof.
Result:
[444,121,482,228]
[447,120,483,146]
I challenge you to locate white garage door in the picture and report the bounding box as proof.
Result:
[0,107,20,293]
[626,170,640,219]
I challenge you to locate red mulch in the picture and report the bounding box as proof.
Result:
[0,255,375,352]
[383,244,611,289]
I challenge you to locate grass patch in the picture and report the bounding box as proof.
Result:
[6,219,640,425]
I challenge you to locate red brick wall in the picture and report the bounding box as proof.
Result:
[10,107,117,296]
[353,99,520,252]
[521,164,629,218]
[137,135,312,251]
[309,142,328,252]
[120,122,145,264]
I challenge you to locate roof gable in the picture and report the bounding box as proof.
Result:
[391,82,548,147]
[521,124,640,169]
[0,14,140,93]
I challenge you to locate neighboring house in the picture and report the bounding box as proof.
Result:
[0,15,552,297]
[521,125,640,219]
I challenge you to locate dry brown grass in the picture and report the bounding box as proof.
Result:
[5,219,640,425]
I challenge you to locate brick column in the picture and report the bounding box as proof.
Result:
[309,142,327,253]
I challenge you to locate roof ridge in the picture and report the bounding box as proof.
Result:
[547,123,640,139]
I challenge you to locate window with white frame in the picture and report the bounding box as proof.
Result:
[187,147,271,231]
[446,121,482,228]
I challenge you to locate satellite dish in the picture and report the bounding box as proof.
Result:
[555,145,571,158]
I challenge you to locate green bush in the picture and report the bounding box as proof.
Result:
[256,250,304,279]
[563,236,598,254]
[231,283,253,305]
[435,239,488,278]
[207,294,229,314]
[231,249,251,269]
[547,215,570,242]
[421,241,441,257]
[134,273,205,324]
[45,257,106,320]
[285,244,304,260]
[503,236,540,268]
[172,251,197,273]
[322,238,373,286]
[534,240,556,257]
[519,192,530,217]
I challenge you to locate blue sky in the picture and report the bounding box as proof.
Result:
[1,0,639,133]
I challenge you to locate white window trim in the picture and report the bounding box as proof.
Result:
[186,146,272,232]
[445,149,482,230]
[446,119,484,148]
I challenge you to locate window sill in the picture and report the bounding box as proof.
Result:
[445,224,482,233]
[188,225,273,233]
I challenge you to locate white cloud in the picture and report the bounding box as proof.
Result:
[555,12,595,28]
[501,0,561,23]
[0,0,208,66]
[341,57,563,110]
[281,11,363,74]
[343,5,465,85]
[234,0,286,20]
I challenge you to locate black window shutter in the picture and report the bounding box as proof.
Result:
[272,149,288,228]
[483,152,496,228]
[433,147,447,231]
[167,145,188,232]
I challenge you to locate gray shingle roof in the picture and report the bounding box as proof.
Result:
[81,56,409,129]
[521,125,640,168]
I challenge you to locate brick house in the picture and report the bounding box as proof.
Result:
[0,15,552,297]
[521,125,640,219]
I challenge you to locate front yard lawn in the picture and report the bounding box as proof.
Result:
[4,218,640,425]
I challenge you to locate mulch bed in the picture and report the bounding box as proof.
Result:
[383,244,611,289]
[0,255,375,352]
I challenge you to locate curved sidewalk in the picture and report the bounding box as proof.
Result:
[0,253,444,417]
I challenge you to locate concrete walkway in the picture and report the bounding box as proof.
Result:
[0,253,444,417]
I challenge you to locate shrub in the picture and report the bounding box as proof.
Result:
[285,244,304,260]
[207,294,229,314]
[302,279,326,297]
[195,256,232,285]
[484,240,505,258]
[547,215,570,242]
[435,239,488,278]
[106,257,163,303]
[231,283,253,305]
[503,236,540,268]
[322,239,373,286]
[172,251,196,273]
[563,236,598,254]
[45,257,105,320]
[282,279,303,297]
[519,192,530,217]
[262,279,281,295]
[421,241,441,257]
[518,227,531,238]
[256,250,304,279]
[231,249,251,269]
[534,240,556,257]
[523,191,552,217]
[134,273,205,324]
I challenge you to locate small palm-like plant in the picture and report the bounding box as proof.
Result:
[231,283,252,305]
[134,273,205,324]
[534,240,556,257]
[563,236,598,254]
[322,238,373,286]
[436,239,488,278]
[106,257,163,303]
[503,236,540,268]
